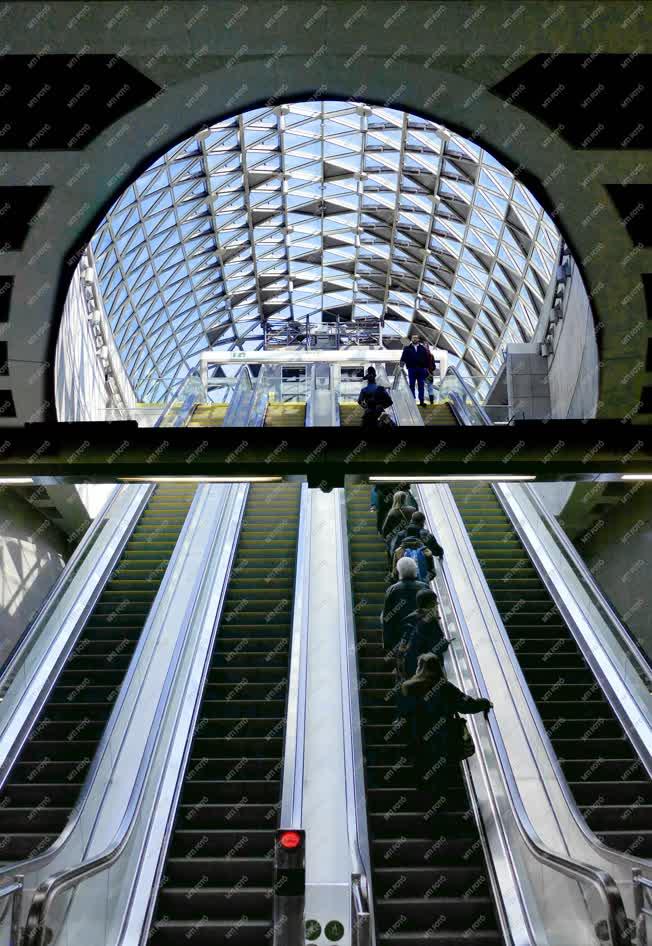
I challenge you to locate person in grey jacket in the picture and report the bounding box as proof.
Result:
[381,557,428,652]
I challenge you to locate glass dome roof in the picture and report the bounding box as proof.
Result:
[91,101,560,402]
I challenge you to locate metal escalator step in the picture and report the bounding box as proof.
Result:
[345,487,504,944]
[148,919,271,945]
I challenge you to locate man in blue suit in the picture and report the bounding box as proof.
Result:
[400,334,429,405]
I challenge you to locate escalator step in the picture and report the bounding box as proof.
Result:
[345,486,504,943]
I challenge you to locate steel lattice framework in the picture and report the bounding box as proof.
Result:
[91,101,560,402]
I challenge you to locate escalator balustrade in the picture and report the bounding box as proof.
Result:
[149,483,301,945]
[346,485,503,946]
[451,483,652,859]
[0,485,196,863]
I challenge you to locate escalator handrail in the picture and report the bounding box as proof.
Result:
[0,485,153,801]
[446,363,652,693]
[508,480,652,689]
[421,487,632,946]
[0,484,192,890]
[0,483,123,691]
[279,483,310,829]
[21,484,240,946]
[335,489,375,945]
[445,401,652,871]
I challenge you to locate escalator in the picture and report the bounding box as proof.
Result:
[345,485,503,946]
[263,402,306,426]
[189,404,227,427]
[149,482,301,945]
[450,483,652,858]
[0,485,196,862]
[339,402,363,426]
[418,401,456,426]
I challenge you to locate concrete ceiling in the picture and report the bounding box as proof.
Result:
[0,0,650,425]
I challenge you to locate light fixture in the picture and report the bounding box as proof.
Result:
[0,477,34,484]
[121,476,283,484]
[369,475,536,483]
[621,474,652,481]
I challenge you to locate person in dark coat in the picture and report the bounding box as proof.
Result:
[358,367,393,430]
[390,512,444,570]
[399,334,430,405]
[381,557,428,652]
[371,483,396,535]
[397,589,449,681]
[399,653,492,788]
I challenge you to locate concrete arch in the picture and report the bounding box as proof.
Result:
[2,24,645,424]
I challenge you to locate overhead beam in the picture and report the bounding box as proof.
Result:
[0,422,649,487]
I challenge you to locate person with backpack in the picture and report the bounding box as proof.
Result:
[381,557,428,653]
[381,490,417,546]
[390,511,444,564]
[358,367,394,430]
[399,653,492,791]
[392,527,434,582]
[395,588,449,682]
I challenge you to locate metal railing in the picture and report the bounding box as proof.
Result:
[335,489,374,946]
[0,483,121,692]
[418,485,634,946]
[274,482,311,946]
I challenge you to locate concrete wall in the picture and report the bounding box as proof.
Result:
[546,262,600,420]
[570,482,652,660]
[0,488,68,668]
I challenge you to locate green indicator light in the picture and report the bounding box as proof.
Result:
[325,920,345,941]
[305,919,321,941]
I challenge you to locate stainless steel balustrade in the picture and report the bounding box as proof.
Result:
[335,490,374,946]
[432,368,652,927]
[0,482,121,696]
[0,480,202,942]
[443,371,652,844]
[274,482,310,946]
[420,484,632,946]
[0,484,151,796]
[18,483,246,946]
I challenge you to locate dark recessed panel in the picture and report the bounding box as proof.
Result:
[641,386,652,414]
[0,276,13,322]
[0,341,7,375]
[491,54,652,150]
[606,186,652,246]
[0,55,160,150]
[0,389,16,417]
[646,338,652,373]
[642,275,652,318]
[0,187,50,249]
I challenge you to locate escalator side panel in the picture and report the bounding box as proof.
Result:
[450,483,652,859]
[0,486,196,863]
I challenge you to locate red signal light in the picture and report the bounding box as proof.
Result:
[279,830,302,850]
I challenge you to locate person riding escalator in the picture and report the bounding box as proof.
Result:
[399,652,493,794]
[357,367,394,430]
